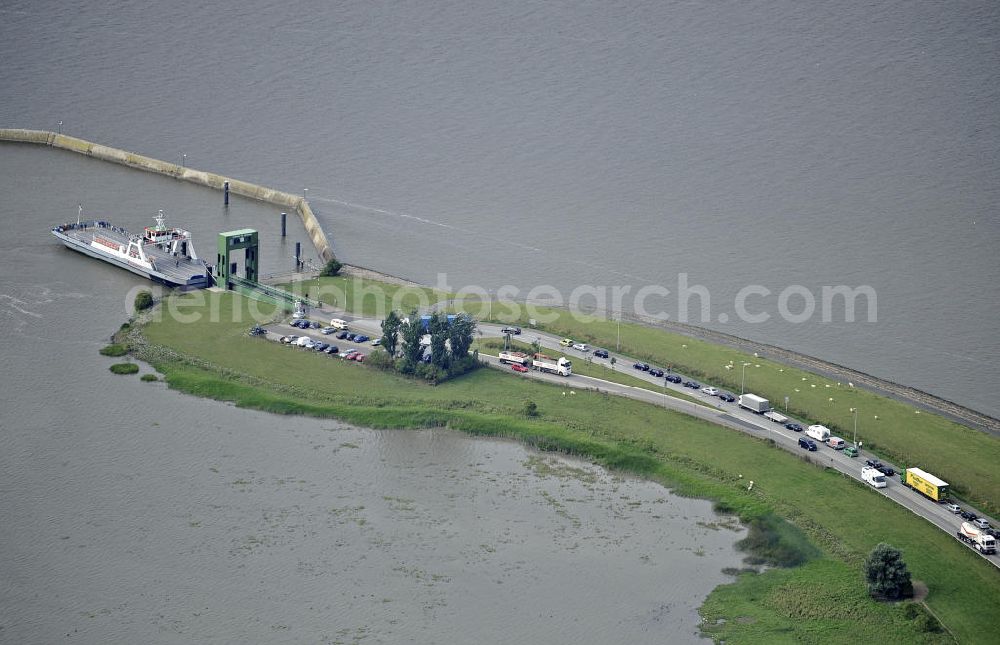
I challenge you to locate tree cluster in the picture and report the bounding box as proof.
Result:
[372,310,479,383]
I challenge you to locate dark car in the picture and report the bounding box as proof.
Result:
[683,380,700,389]
[336,331,349,340]
[345,333,357,341]
[785,422,804,432]
[313,342,329,351]
[501,327,522,335]
[877,465,895,477]
[354,334,370,343]
[292,319,307,329]
[865,459,883,470]
[718,392,736,402]
[649,368,664,378]
[593,349,609,358]
[798,437,817,451]
[309,321,321,329]
[633,362,650,371]
[960,510,977,521]
[665,374,682,384]
[325,345,340,355]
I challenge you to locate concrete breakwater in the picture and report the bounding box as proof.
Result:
[0,128,333,262]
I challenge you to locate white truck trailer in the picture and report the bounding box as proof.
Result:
[498,350,530,366]
[861,466,887,489]
[532,353,572,377]
[806,424,831,442]
[738,393,770,413]
[958,522,997,554]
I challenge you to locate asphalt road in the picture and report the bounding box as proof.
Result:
[265,309,1000,569]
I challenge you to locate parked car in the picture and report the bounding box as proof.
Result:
[973,518,991,530]
[353,334,369,343]
[372,338,382,346]
[648,368,664,378]
[346,333,358,341]
[336,331,349,339]
[559,338,573,347]
[313,342,329,352]
[718,392,736,402]
[945,503,962,514]
[572,342,589,352]
[291,319,307,329]
[665,374,682,384]
[785,423,804,432]
[352,353,366,362]
[593,349,609,358]
[501,327,522,335]
[701,386,719,396]
[511,363,529,373]
[798,437,817,451]
[321,326,336,335]
[340,349,359,358]
[325,345,340,355]
[279,335,297,344]
[683,380,700,389]
[633,362,650,371]
[309,321,321,329]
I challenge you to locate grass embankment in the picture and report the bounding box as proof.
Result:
[131,291,999,643]
[274,275,998,514]
[453,303,1000,515]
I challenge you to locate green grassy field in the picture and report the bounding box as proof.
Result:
[134,291,1000,643]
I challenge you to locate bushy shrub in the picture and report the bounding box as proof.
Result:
[109,362,139,375]
[319,257,343,277]
[99,344,127,357]
[134,291,154,311]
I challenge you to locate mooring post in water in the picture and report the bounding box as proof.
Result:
[223,181,230,206]
[281,212,287,237]
[295,241,301,270]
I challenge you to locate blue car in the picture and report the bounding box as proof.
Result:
[354,335,369,343]
[648,368,664,378]
[665,374,682,384]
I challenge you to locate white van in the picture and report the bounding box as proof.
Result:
[329,318,349,330]
[296,336,315,348]
[827,437,846,450]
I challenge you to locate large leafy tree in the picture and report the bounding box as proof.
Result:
[381,310,401,357]
[447,313,476,361]
[400,312,425,369]
[428,312,450,370]
[863,543,912,600]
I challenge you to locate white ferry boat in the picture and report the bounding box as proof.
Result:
[51,208,209,288]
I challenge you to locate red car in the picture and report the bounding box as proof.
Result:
[352,353,366,362]
[511,363,528,373]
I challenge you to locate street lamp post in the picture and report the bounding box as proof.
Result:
[850,407,859,447]
[57,120,62,134]
[740,362,751,394]
[488,289,492,321]
[182,153,186,167]
[303,188,309,201]
[616,314,621,352]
